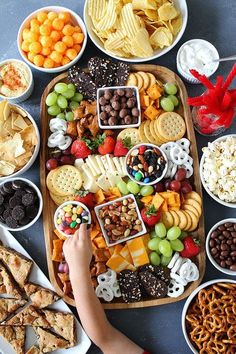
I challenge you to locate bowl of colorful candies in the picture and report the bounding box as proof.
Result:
[54,201,91,237]
[125,143,168,185]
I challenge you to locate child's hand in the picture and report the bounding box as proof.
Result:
[63,224,92,275]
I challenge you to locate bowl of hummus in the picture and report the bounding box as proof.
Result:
[0,59,33,103]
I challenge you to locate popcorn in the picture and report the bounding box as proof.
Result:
[202,137,236,203]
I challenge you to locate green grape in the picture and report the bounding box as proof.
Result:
[67,83,76,92]
[166,226,181,240]
[170,239,184,252]
[62,89,75,99]
[46,92,58,106]
[168,95,179,107]
[48,105,61,116]
[56,113,66,120]
[159,239,171,255]
[164,83,178,95]
[150,230,157,238]
[154,222,167,238]
[161,255,172,266]
[150,252,161,266]
[148,237,161,251]
[117,181,129,195]
[162,248,173,258]
[160,97,174,112]
[65,111,74,121]
[73,92,83,102]
[127,181,140,195]
[54,82,68,94]
[140,185,154,196]
[57,95,68,109]
[69,101,79,110]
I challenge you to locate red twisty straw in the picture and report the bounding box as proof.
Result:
[187,64,236,129]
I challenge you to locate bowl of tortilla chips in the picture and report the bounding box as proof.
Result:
[84,0,188,62]
[0,100,40,180]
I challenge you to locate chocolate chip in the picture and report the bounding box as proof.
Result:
[12,206,25,221]
[22,193,34,206]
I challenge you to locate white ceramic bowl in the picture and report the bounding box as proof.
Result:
[0,104,40,181]
[200,134,236,208]
[125,143,168,186]
[0,59,34,103]
[206,218,236,275]
[182,278,236,353]
[0,177,43,231]
[94,194,147,247]
[97,86,141,130]
[176,39,219,84]
[17,6,87,73]
[84,0,188,62]
[54,201,91,238]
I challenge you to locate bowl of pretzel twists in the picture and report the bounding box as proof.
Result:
[182,279,236,354]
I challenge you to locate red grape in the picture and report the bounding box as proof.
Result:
[63,146,72,155]
[170,180,181,192]
[165,179,172,190]
[64,263,69,274]
[175,168,187,181]
[181,180,193,194]
[46,158,58,171]
[154,181,165,192]
[59,155,74,165]
[58,263,64,273]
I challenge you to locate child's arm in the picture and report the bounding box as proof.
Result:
[63,224,144,354]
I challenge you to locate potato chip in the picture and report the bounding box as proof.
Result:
[20,125,38,146]
[132,0,157,10]
[0,100,7,122]
[120,3,140,38]
[104,30,126,51]
[169,15,182,36]
[158,2,179,21]
[131,28,153,57]
[144,9,159,21]
[0,160,15,176]
[13,114,28,130]
[95,0,118,32]
[88,0,107,21]
[150,27,173,49]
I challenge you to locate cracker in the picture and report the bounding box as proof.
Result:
[153,120,168,143]
[149,120,163,145]
[138,122,149,143]
[147,73,156,88]
[143,120,155,144]
[46,170,57,194]
[134,73,144,90]
[169,210,180,226]
[157,112,186,141]
[137,71,150,90]
[183,202,201,218]
[184,210,199,232]
[127,73,137,87]
[49,192,75,206]
[185,191,202,205]
[182,210,192,231]
[52,166,82,196]
[162,211,174,229]
[117,128,141,145]
[175,210,187,230]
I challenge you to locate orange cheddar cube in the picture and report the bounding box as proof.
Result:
[108,246,115,256]
[52,239,63,262]
[106,254,136,273]
[93,236,106,249]
[152,193,164,209]
[147,84,162,100]
[114,244,123,255]
[90,229,100,240]
[120,244,133,264]
[144,105,159,120]
[160,199,168,212]
[127,237,149,267]
[143,95,150,107]
[141,195,153,205]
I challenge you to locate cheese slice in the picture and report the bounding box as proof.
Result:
[85,160,98,177]
[87,155,101,175]
[106,254,136,273]
[119,157,127,176]
[96,174,111,192]
[120,244,133,264]
[95,156,106,174]
[81,165,99,193]
[101,155,110,172]
[112,157,123,175]
[127,237,149,267]
[107,172,122,188]
[74,158,84,168]
[106,155,117,173]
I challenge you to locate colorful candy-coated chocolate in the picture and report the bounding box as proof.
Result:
[144,177,150,183]
[135,172,142,181]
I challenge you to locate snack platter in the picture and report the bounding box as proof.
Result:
[40,64,205,309]
[0,226,91,354]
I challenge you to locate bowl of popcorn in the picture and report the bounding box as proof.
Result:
[200,134,236,208]
[17,6,87,73]
[54,201,91,237]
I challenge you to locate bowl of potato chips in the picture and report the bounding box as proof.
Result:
[84,0,188,62]
[0,100,40,180]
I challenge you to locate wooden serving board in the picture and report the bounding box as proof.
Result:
[40,65,205,309]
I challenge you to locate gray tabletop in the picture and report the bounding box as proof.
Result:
[0,1,236,353]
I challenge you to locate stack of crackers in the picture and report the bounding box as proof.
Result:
[0,240,77,354]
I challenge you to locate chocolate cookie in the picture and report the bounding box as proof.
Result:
[88,57,116,87]
[12,180,27,190]
[2,182,14,194]
[139,271,168,298]
[12,206,25,221]
[3,209,11,220]
[5,216,18,228]
[68,67,97,99]
[138,264,155,274]
[9,196,22,209]
[153,266,171,285]
[22,193,34,206]
[25,206,38,219]
[0,194,4,206]
[115,62,130,86]
[118,270,142,303]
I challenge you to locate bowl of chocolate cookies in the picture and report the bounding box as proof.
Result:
[0,177,43,231]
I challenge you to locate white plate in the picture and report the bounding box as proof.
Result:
[0,226,91,354]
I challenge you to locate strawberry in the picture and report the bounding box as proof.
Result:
[96,134,116,155]
[114,137,132,157]
[180,236,200,258]
[141,205,161,226]
[71,139,93,159]
[75,190,95,209]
